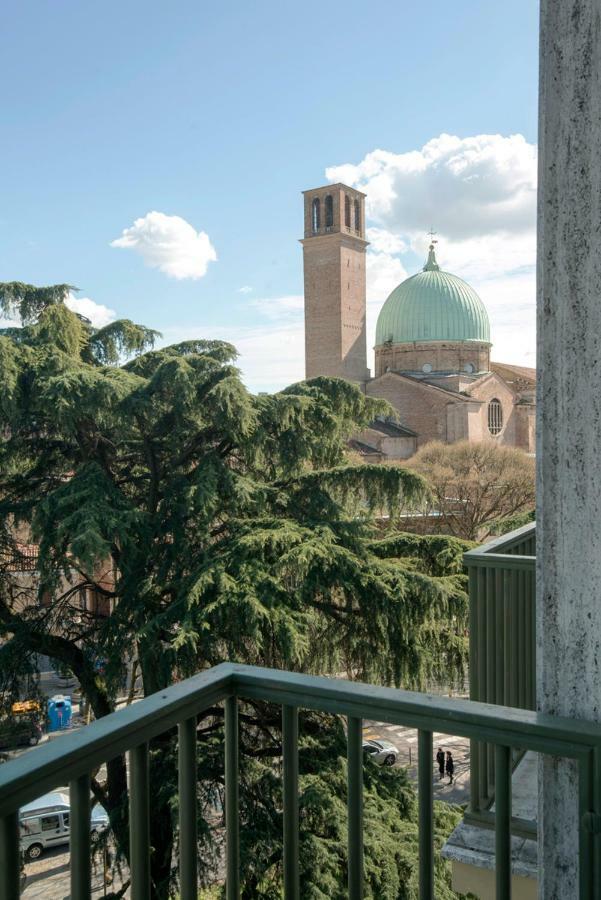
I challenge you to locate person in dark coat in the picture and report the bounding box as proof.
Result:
[446,751,455,784]
[436,748,445,780]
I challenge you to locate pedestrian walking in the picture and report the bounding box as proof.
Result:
[446,751,454,784]
[436,748,445,780]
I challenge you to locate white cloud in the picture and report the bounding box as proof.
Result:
[249,294,304,321]
[238,285,253,294]
[366,227,407,255]
[65,294,116,328]
[408,230,536,283]
[475,271,536,366]
[241,295,305,388]
[228,323,305,391]
[327,133,537,240]
[110,211,217,280]
[366,252,407,305]
[365,251,408,357]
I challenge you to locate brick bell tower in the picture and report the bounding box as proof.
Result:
[301,183,370,384]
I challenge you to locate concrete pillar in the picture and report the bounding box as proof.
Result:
[537,1,601,896]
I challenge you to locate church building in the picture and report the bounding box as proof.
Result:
[301,183,536,459]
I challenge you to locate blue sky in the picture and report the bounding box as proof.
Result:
[1,1,539,391]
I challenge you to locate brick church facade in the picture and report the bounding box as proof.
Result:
[302,183,536,459]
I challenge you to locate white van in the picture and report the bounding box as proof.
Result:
[19,791,109,860]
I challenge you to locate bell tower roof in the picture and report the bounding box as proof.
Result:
[301,183,368,241]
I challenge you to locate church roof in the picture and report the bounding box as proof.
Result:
[375,245,491,346]
[371,369,473,401]
[491,361,536,388]
[348,439,382,457]
[369,418,417,438]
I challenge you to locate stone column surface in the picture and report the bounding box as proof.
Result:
[537,1,601,897]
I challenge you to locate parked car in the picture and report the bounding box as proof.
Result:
[0,716,42,750]
[19,791,109,860]
[362,738,399,766]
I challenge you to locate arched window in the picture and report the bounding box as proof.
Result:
[345,194,351,228]
[325,194,334,228]
[311,197,320,233]
[488,398,503,435]
[354,199,361,233]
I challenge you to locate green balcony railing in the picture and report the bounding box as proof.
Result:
[464,522,536,814]
[1,660,600,899]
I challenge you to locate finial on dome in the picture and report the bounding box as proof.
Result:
[423,231,440,271]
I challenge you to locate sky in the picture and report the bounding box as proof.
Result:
[0,1,540,392]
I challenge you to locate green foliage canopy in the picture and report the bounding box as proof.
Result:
[0,284,469,897]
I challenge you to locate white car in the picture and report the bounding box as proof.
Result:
[362,739,399,766]
[20,791,109,860]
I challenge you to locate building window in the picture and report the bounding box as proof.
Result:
[311,198,320,233]
[464,362,475,374]
[345,195,351,228]
[325,194,334,227]
[354,199,361,233]
[488,398,503,435]
[422,363,433,373]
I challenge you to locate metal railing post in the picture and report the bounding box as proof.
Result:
[178,717,198,900]
[347,716,363,900]
[282,705,300,899]
[418,730,434,899]
[469,566,481,814]
[495,569,505,706]
[70,772,91,900]
[477,567,489,803]
[510,570,519,708]
[225,695,240,900]
[518,570,526,709]
[0,812,19,900]
[495,744,512,899]
[129,742,151,900]
[503,571,511,706]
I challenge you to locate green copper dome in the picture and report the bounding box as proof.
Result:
[375,246,491,346]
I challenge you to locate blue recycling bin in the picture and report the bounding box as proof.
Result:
[47,695,72,732]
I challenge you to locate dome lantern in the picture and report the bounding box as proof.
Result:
[423,243,440,272]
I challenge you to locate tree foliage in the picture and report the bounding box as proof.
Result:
[0,284,469,896]
[489,507,535,535]
[401,440,536,541]
[221,712,463,900]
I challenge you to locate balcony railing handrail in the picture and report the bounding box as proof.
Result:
[462,551,534,570]
[2,659,600,899]
[1,661,600,818]
[464,521,536,562]
[0,664,234,817]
